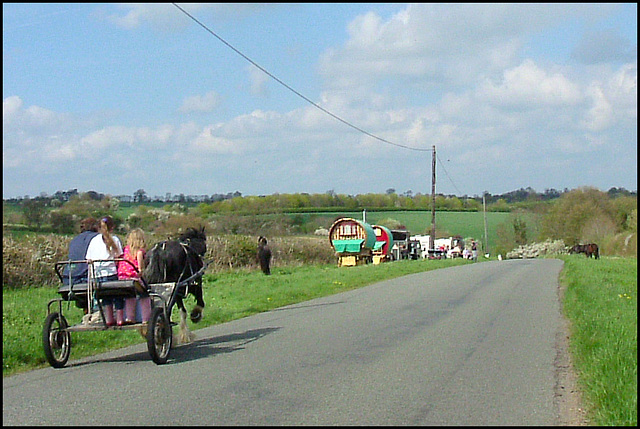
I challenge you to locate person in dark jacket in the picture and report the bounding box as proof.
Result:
[61,217,99,285]
[257,236,272,275]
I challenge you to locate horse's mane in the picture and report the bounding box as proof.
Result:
[179,226,206,256]
[143,226,206,284]
[180,226,206,241]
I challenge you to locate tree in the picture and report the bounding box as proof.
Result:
[512,214,527,245]
[540,187,616,245]
[134,189,147,203]
[22,199,46,229]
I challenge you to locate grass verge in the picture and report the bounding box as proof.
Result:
[559,255,637,426]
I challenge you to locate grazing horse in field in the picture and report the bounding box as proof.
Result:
[569,243,600,259]
[143,227,207,343]
[257,236,272,275]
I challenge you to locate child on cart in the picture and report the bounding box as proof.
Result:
[117,228,151,324]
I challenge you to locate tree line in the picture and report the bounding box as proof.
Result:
[7,185,636,210]
[4,185,637,263]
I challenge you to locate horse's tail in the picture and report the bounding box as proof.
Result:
[591,243,600,259]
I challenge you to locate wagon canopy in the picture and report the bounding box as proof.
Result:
[332,239,365,253]
[329,218,376,253]
[372,224,394,255]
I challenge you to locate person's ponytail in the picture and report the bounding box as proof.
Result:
[99,216,120,257]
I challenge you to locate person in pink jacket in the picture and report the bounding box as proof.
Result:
[118,228,151,324]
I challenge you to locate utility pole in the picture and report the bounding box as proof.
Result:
[430,145,436,250]
[483,191,489,256]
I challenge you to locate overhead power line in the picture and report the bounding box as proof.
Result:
[436,153,463,195]
[172,3,430,152]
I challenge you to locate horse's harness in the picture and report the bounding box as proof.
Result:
[154,238,204,296]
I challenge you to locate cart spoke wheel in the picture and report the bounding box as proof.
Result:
[147,307,172,364]
[43,312,71,368]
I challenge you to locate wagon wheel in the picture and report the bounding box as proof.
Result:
[43,312,71,368]
[147,307,172,364]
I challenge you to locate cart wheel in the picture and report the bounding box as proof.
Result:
[147,307,172,364]
[43,312,71,368]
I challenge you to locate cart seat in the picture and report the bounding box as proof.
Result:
[58,279,142,301]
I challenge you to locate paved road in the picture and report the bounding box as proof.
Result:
[4,259,564,425]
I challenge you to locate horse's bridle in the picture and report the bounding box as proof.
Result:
[151,237,204,295]
[177,240,205,295]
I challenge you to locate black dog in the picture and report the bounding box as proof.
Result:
[257,236,272,275]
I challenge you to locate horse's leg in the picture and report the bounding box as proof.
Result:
[189,281,205,323]
[175,298,195,344]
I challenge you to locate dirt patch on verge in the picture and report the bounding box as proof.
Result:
[554,281,589,426]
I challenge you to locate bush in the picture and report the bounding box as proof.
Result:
[2,233,69,289]
[48,210,76,234]
[541,187,618,245]
[204,235,335,273]
[153,214,207,238]
[600,232,637,258]
[506,239,567,259]
[2,231,338,289]
[207,235,258,270]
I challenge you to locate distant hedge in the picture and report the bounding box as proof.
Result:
[2,231,335,290]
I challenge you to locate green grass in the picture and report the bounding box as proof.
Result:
[559,255,637,426]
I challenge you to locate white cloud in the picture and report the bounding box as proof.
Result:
[477,59,583,108]
[319,3,622,96]
[3,96,80,171]
[2,95,23,121]
[582,85,614,132]
[106,3,270,31]
[178,91,222,113]
[248,65,270,97]
[580,63,637,132]
[3,96,72,135]
[607,63,637,119]
[192,126,243,155]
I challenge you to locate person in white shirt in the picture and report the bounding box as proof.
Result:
[85,216,124,325]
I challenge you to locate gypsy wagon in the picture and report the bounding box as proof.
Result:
[328,217,376,266]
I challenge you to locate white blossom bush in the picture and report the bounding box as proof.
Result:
[506,239,567,259]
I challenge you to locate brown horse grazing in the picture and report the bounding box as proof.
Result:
[569,243,600,259]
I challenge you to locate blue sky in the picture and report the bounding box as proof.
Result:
[3,3,637,199]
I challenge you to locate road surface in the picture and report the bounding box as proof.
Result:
[4,259,573,425]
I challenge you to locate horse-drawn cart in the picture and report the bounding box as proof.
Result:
[43,257,207,368]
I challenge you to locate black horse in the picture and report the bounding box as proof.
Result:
[569,243,599,259]
[257,236,272,275]
[143,226,207,343]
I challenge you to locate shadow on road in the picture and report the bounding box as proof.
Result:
[67,326,281,368]
[167,326,281,364]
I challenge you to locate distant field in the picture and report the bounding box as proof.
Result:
[288,210,512,242]
[3,201,514,248]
